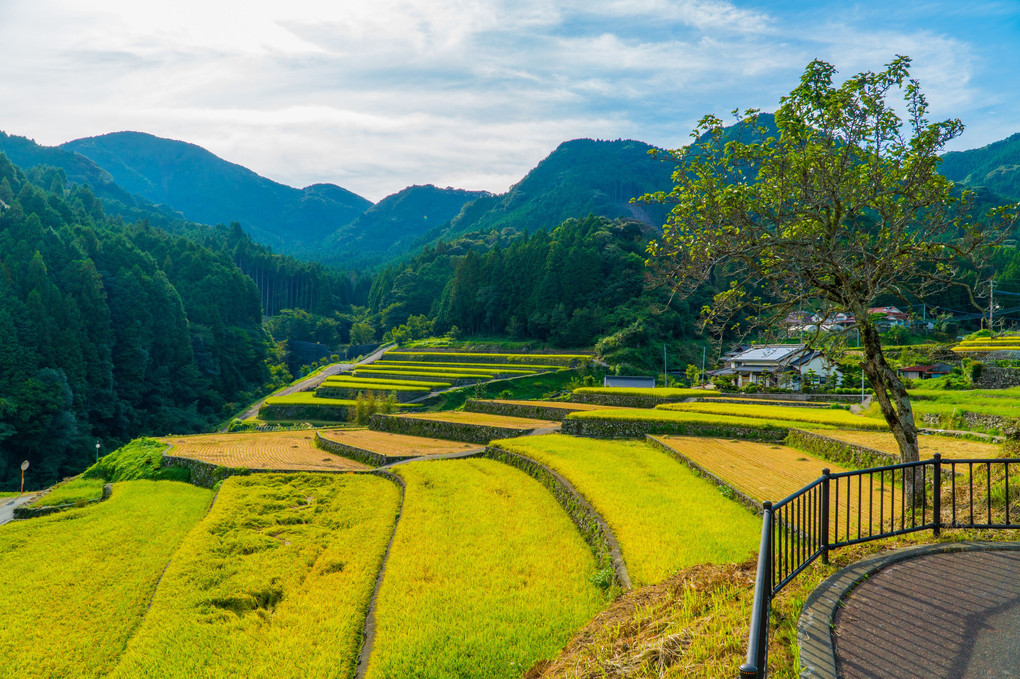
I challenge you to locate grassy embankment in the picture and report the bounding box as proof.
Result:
[0,481,212,678]
[108,473,400,679]
[365,459,607,679]
[492,434,760,586]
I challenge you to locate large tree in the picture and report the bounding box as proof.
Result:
[643,56,1017,475]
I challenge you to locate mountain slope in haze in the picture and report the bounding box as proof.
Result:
[425,138,674,246]
[940,132,1020,202]
[62,131,372,251]
[323,184,490,268]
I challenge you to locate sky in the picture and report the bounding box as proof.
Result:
[0,0,1018,202]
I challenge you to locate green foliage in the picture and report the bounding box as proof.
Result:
[0,480,212,677]
[429,368,599,410]
[28,477,106,508]
[83,437,190,483]
[940,131,1020,201]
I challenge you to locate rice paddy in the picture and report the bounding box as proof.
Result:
[365,458,607,679]
[107,473,401,679]
[27,477,105,508]
[400,410,559,429]
[317,429,482,458]
[159,431,371,471]
[573,387,721,398]
[491,434,760,586]
[566,406,839,431]
[820,430,1001,460]
[0,481,213,678]
[657,402,888,430]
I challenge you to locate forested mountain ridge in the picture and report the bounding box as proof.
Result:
[0,151,352,491]
[62,131,372,252]
[321,184,490,268]
[940,132,1020,201]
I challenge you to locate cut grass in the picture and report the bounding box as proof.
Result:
[657,402,888,430]
[365,458,607,679]
[492,434,759,586]
[28,477,105,508]
[108,473,400,679]
[159,431,371,471]
[0,481,213,678]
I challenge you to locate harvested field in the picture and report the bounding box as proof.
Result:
[159,431,370,472]
[822,430,1001,460]
[317,429,480,458]
[401,411,559,429]
[652,436,909,540]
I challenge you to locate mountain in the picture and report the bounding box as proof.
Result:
[322,184,490,268]
[421,138,674,247]
[940,132,1020,202]
[62,131,372,251]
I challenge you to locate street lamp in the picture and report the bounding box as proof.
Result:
[96,441,101,462]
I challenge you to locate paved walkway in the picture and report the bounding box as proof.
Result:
[800,542,1020,679]
[0,495,38,526]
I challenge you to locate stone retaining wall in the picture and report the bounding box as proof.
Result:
[570,393,690,408]
[464,399,581,421]
[783,429,898,469]
[974,366,1020,390]
[314,431,389,467]
[560,416,789,441]
[259,403,351,421]
[315,386,423,403]
[369,414,533,444]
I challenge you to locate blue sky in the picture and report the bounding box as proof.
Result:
[0,0,1017,201]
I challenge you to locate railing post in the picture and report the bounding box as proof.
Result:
[740,502,773,679]
[932,454,942,537]
[820,470,830,565]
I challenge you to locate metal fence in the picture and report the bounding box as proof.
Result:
[739,454,1020,678]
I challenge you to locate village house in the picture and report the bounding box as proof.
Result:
[897,362,954,381]
[711,343,842,390]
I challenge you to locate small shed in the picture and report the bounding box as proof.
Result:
[604,375,656,388]
[898,362,953,380]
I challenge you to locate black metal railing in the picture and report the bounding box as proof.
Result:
[739,454,1020,678]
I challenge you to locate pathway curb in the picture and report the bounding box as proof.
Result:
[798,540,1020,678]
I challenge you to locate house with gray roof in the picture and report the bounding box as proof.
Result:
[711,344,841,390]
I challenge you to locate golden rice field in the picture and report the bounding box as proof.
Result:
[107,473,401,679]
[821,430,1002,460]
[492,435,760,586]
[656,402,888,430]
[365,459,607,679]
[483,399,621,411]
[317,429,481,457]
[400,410,559,429]
[0,481,213,678]
[159,431,370,472]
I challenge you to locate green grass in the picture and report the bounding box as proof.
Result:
[491,435,760,586]
[323,376,451,388]
[28,477,106,508]
[428,369,590,410]
[263,392,418,408]
[365,458,607,679]
[372,360,558,372]
[566,407,839,431]
[355,367,499,379]
[107,473,401,679]
[657,402,888,430]
[317,383,430,393]
[83,437,190,483]
[856,387,1020,432]
[0,481,213,678]
[385,351,590,365]
[573,387,721,398]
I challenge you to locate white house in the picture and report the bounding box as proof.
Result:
[711,344,841,389]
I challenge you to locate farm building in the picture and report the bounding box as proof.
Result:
[603,375,656,388]
[711,344,841,390]
[898,362,953,380]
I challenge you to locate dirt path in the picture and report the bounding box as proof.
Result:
[229,344,394,427]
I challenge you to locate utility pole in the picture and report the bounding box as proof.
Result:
[701,346,707,387]
[663,344,667,388]
[989,277,997,334]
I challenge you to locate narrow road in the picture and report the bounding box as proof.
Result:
[0,495,38,526]
[230,344,395,426]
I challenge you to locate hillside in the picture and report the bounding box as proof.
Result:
[419,138,674,246]
[940,131,1020,201]
[62,131,372,251]
[322,184,489,268]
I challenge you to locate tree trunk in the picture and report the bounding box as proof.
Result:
[857,317,924,508]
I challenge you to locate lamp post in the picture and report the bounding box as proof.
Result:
[96,441,101,462]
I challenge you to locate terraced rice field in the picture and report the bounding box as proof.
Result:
[657,402,888,430]
[573,387,721,398]
[371,360,551,373]
[384,351,590,365]
[492,435,760,586]
[652,436,908,540]
[0,481,213,678]
[159,431,370,471]
[401,410,559,429]
[821,430,1001,460]
[480,399,620,411]
[317,429,481,458]
[108,474,401,679]
[365,459,606,679]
